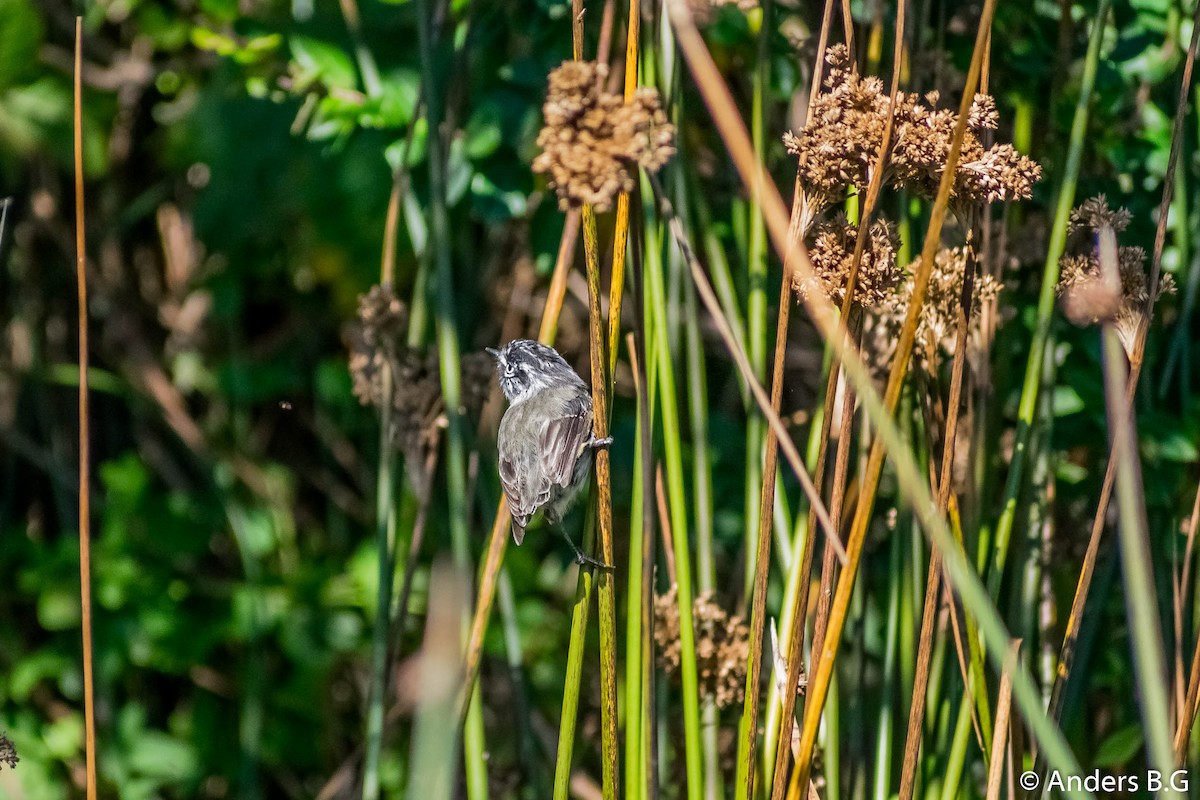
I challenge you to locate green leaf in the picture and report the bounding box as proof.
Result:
[464,104,503,160]
[446,136,472,205]
[1093,724,1143,768]
[385,120,428,170]
[290,36,357,91]
[38,586,81,631]
[1052,385,1085,416]
[0,0,43,90]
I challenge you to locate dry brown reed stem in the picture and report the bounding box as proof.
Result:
[607,0,640,380]
[596,0,616,69]
[772,2,906,793]
[656,464,677,585]
[789,1,997,792]
[1177,481,1200,718]
[984,641,1020,800]
[565,0,620,790]
[583,142,621,800]
[457,211,579,725]
[381,176,402,288]
[807,316,861,664]
[899,240,983,800]
[840,0,854,54]
[739,2,836,787]
[1042,5,1200,768]
[739,202,796,800]
[1176,596,1200,760]
[73,18,98,800]
[1176,480,1200,761]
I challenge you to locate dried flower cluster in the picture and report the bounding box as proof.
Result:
[866,246,1002,373]
[783,45,1041,214]
[533,61,675,213]
[0,733,16,770]
[655,587,750,709]
[348,286,492,488]
[796,213,901,307]
[1057,197,1176,358]
[1069,195,1132,234]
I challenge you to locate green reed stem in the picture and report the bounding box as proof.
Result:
[362,409,397,800]
[743,0,770,610]
[552,504,599,800]
[646,177,705,800]
[416,0,486,794]
[989,0,1110,598]
[872,530,901,800]
[1103,324,1179,796]
[624,347,652,800]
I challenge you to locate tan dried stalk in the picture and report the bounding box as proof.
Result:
[738,3,838,794]
[984,642,1021,800]
[73,18,99,800]
[899,238,992,800]
[787,2,998,793]
[771,5,907,796]
[1175,479,1200,760]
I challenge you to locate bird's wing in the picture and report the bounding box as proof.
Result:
[499,403,554,545]
[499,452,550,545]
[539,393,593,488]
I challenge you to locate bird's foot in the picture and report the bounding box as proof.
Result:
[590,436,614,450]
[563,534,614,571]
[574,550,615,571]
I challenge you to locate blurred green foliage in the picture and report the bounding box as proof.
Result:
[1,0,1199,798]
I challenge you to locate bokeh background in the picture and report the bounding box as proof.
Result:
[2,0,1200,798]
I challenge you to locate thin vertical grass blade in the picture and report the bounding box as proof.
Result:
[72,17,98,800]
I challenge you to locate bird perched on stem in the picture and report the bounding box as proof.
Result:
[487,339,612,570]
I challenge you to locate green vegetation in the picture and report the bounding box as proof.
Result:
[2,0,1200,798]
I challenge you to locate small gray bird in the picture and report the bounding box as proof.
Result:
[487,339,612,569]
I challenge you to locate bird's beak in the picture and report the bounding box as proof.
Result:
[485,347,500,360]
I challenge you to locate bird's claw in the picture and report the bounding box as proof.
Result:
[574,551,615,571]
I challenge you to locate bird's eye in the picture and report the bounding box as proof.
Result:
[505,365,516,377]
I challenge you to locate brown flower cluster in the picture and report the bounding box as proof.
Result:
[783,45,1041,214]
[866,246,1002,373]
[1069,194,1132,234]
[795,213,900,308]
[348,285,493,489]
[533,61,675,213]
[655,587,750,709]
[1057,198,1176,358]
[0,732,16,770]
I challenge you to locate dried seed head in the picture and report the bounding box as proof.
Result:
[1069,194,1132,235]
[655,587,750,709]
[866,246,1002,374]
[1057,241,1176,358]
[0,733,16,770]
[794,213,901,308]
[357,284,408,348]
[784,52,1041,213]
[348,285,492,493]
[533,61,675,213]
[968,94,998,130]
